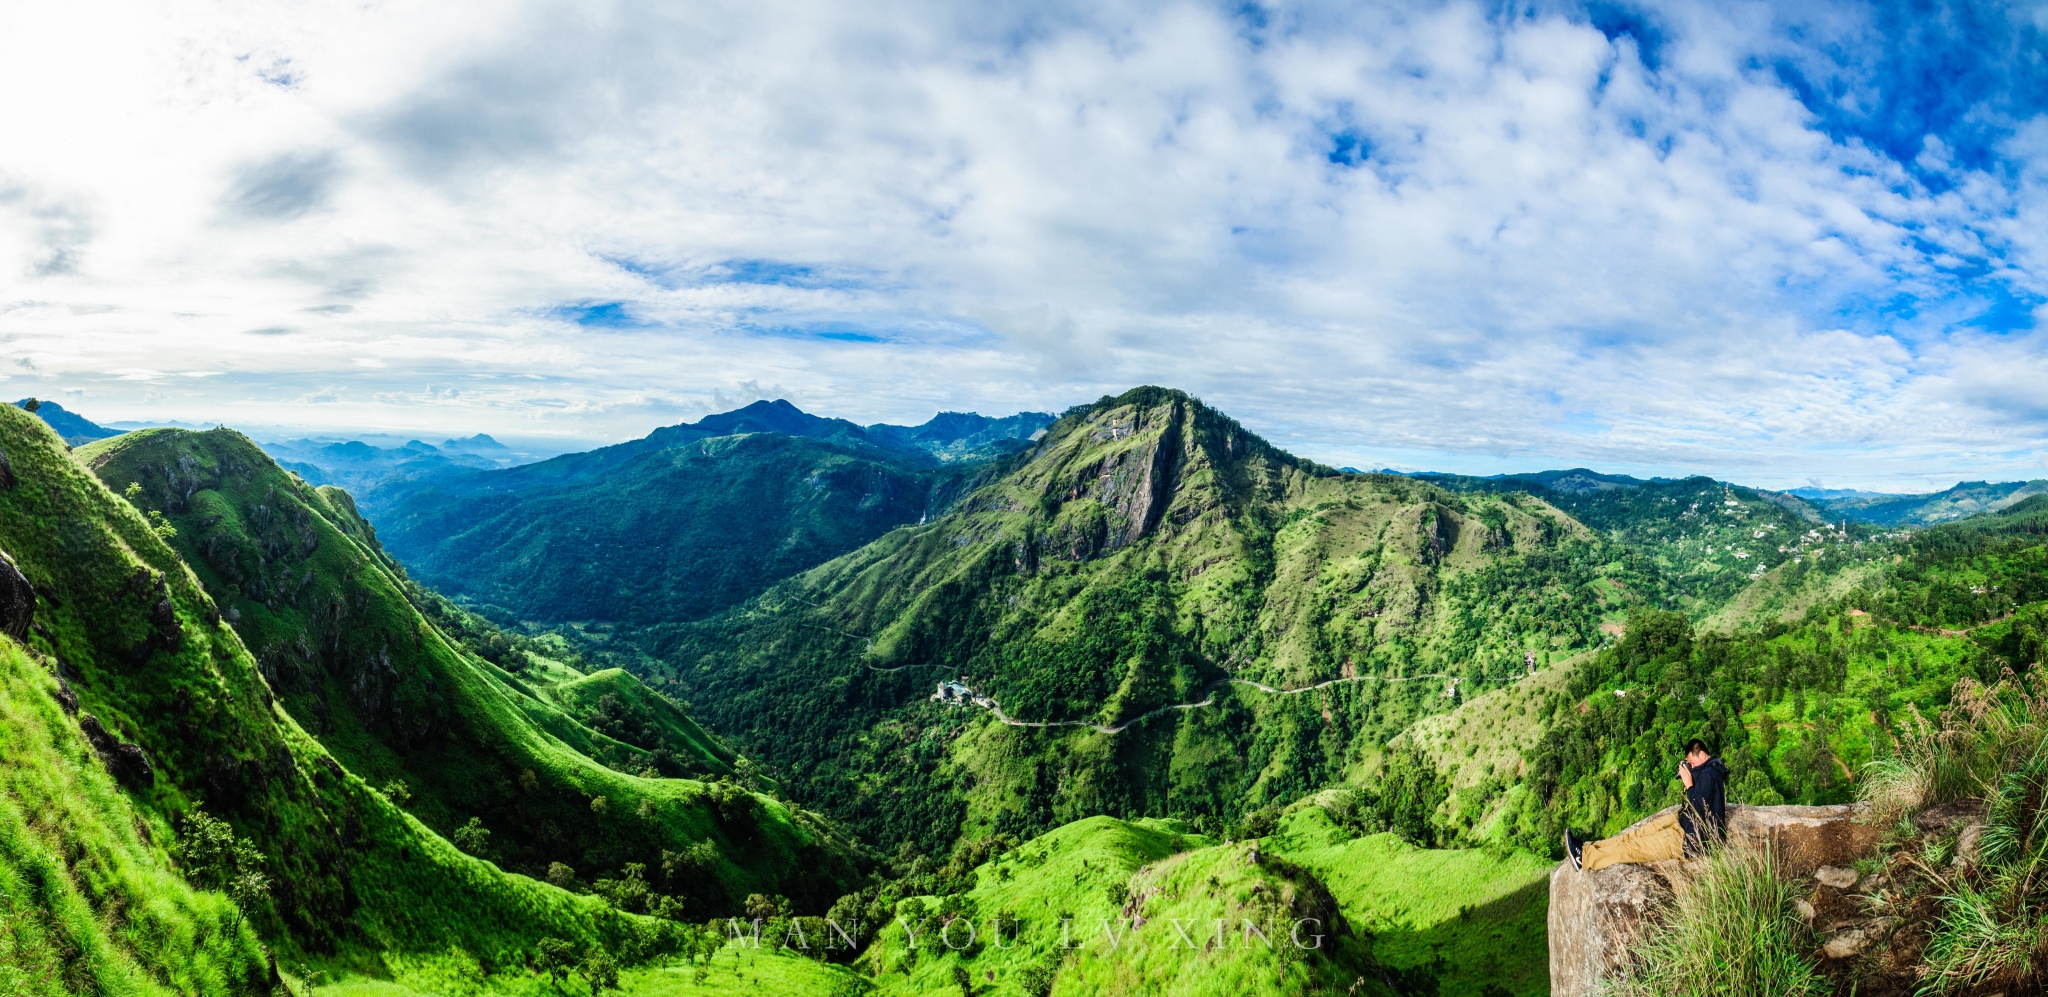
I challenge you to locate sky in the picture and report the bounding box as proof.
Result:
[4,0,2048,491]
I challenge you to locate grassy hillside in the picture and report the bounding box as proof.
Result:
[0,637,270,993]
[0,401,693,983]
[640,387,1688,856]
[853,814,1374,997]
[1265,806,1553,997]
[78,427,863,918]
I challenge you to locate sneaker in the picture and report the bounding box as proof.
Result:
[1564,830,1584,871]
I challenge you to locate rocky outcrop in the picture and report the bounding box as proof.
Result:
[0,551,32,640]
[79,713,154,789]
[1550,803,1883,997]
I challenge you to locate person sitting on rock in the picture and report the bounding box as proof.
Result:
[1563,738,1729,872]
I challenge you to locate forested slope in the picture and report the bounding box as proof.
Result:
[645,388,1696,854]
[370,402,1049,627]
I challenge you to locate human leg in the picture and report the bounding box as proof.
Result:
[1579,811,1685,872]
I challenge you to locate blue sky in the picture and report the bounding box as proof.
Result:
[3,0,2048,491]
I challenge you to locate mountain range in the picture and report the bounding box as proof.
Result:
[6,388,2048,995]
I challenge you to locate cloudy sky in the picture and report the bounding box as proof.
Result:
[3,0,2046,489]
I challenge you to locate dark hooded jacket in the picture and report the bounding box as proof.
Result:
[1679,755,1729,855]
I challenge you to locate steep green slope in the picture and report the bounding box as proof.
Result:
[0,638,269,993]
[645,387,1666,855]
[0,402,676,976]
[78,427,862,917]
[545,668,738,778]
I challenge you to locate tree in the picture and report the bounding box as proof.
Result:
[535,937,576,990]
[580,947,621,994]
[452,816,491,856]
[178,808,270,929]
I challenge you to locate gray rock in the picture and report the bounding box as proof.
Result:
[1956,824,1986,872]
[1550,803,1883,997]
[1822,926,1873,960]
[1814,865,1859,889]
[1549,858,1672,997]
[78,713,154,789]
[1794,898,1816,923]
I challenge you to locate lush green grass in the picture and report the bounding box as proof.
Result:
[305,945,867,997]
[854,814,1373,996]
[1264,807,1553,997]
[545,668,736,779]
[78,427,863,917]
[0,639,270,994]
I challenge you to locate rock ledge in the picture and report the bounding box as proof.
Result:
[1549,803,1882,997]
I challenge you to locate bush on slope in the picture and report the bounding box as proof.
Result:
[78,427,863,917]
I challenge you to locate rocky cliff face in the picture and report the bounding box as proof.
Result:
[1549,803,1883,997]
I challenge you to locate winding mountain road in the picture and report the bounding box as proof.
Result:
[964,671,1466,735]
[782,596,1476,734]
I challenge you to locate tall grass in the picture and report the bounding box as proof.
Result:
[1857,671,2048,993]
[1600,842,1827,997]
[1861,671,2048,828]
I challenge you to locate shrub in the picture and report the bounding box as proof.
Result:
[178,808,271,929]
[1863,671,2048,828]
[451,817,490,856]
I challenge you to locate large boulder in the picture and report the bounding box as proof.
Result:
[1549,803,1883,997]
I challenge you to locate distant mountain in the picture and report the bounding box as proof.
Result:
[13,398,119,445]
[1785,485,1895,501]
[441,433,511,453]
[366,400,1053,627]
[1415,468,1843,610]
[863,410,1054,460]
[255,437,522,507]
[1810,479,2048,526]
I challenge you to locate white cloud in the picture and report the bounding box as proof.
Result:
[1,0,2045,486]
